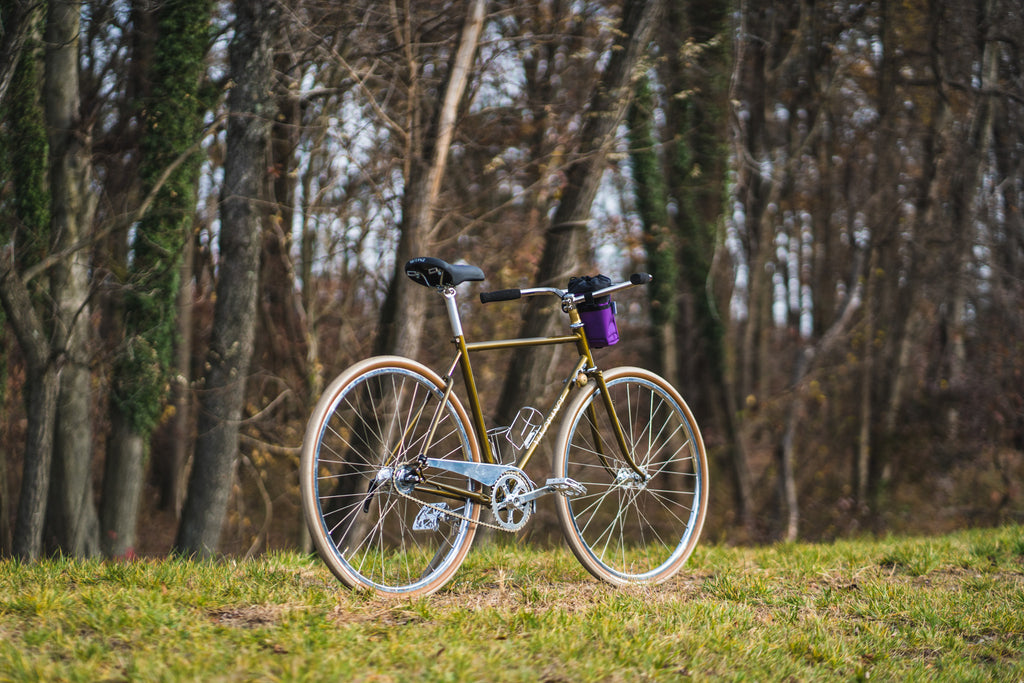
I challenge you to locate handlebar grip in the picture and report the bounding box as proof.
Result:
[630,272,653,285]
[480,288,522,304]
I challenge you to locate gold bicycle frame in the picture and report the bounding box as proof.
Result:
[417,287,641,506]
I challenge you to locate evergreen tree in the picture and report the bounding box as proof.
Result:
[102,0,213,557]
[0,12,53,558]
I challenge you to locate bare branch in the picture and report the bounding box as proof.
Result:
[19,114,227,285]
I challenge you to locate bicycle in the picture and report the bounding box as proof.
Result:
[300,256,709,596]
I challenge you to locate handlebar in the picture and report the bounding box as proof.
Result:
[479,288,522,303]
[480,272,653,306]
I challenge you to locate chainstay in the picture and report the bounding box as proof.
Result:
[389,470,515,533]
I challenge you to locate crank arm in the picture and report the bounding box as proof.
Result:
[516,477,587,505]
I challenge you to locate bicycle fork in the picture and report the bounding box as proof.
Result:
[589,370,649,481]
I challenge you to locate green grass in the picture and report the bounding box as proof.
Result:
[1,525,1022,681]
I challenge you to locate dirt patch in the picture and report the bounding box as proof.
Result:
[326,573,713,623]
[210,604,295,629]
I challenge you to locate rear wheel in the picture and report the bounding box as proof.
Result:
[300,356,480,596]
[553,367,708,584]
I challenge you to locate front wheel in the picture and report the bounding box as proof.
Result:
[300,356,481,596]
[553,367,708,585]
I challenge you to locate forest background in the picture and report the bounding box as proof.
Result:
[0,0,1021,561]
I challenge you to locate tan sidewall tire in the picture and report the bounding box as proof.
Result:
[300,356,481,596]
[553,366,709,585]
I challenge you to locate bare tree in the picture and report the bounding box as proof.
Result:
[495,0,665,426]
[374,0,487,359]
[44,0,100,556]
[657,0,753,532]
[0,0,97,559]
[0,0,48,557]
[102,0,214,558]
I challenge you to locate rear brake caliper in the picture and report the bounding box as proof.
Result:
[362,467,393,513]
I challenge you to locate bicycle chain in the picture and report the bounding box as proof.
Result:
[389,468,520,533]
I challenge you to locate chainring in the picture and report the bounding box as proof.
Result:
[490,470,535,531]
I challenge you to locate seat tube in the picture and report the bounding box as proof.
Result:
[442,288,495,464]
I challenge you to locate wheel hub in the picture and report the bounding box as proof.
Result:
[614,467,647,490]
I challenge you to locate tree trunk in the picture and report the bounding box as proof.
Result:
[176,0,275,556]
[257,49,308,409]
[858,0,911,511]
[663,0,753,530]
[941,0,998,440]
[170,235,194,517]
[0,3,49,556]
[13,366,59,560]
[628,76,677,378]
[732,2,769,409]
[0,259,57,560]
[496,0,665,425]
[727,61,772,525]
[43,0,100,557]
[102,0,213,557]
[149,232,195,518]
[0,0,43,103]
[100,415,146,555]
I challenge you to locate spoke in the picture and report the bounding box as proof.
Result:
[553,374,707,584]
[571,488,616,529]
[589,487,627,564]
[305,363,480,593]
[573,480,625,541]
[323,499,361,540]
[644,489,695,527]
[645,388,655,462]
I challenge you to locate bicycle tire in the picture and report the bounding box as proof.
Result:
[553,367,708,585]
[300,356,481,596]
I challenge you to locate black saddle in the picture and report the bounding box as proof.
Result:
[405,257,485,288]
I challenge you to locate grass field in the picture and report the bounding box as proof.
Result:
[1,525,1022,681]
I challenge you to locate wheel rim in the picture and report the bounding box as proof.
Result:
[561,375,704,582]
[310,366,477,593]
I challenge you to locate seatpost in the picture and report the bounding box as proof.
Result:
[441,287,464,339]
[440,285,495,463]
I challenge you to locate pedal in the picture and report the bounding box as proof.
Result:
[515,477,587,506]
